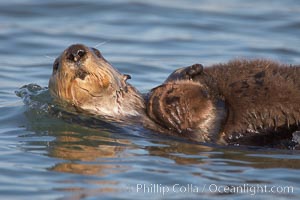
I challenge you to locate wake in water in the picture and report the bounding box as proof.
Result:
[15,84,53,114]
[15,84,147,137]
[15,84,104,125]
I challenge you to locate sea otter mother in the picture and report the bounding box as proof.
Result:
[49,44,300,148]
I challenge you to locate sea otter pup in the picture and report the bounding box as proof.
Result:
[49,44,300,147]
[148,60,300,146]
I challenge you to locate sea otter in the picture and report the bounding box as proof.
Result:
[148,60,300,147]
[49,44,300,147]
[49,44,145,120]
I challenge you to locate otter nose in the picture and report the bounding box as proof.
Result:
[66,44,87,62]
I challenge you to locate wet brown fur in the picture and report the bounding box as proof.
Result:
[148,60,300,146]
[206,60,300,145]
[49,44,300,147]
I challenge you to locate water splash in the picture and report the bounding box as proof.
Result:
[15,84,53,114]
[15,84,129,132]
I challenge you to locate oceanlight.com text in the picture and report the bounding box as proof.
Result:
[127,183,294,196]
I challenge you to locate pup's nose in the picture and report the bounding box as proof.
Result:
[66,44,87,62]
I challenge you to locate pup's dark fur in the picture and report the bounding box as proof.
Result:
[147,60,300,147]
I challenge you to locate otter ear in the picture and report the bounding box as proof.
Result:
[123,74,131,82]
[121,74,132,92]
[91,47,102,58]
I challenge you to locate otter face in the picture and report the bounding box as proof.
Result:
[147,81,227,142]
[48,44,133,117]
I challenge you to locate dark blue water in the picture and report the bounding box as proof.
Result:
[1,0,300,199]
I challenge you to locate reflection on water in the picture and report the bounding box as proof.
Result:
[26,124,300,199]
[50,133,131,176]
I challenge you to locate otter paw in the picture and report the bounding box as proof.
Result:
[185,64,203,79]
[165,63,204,82]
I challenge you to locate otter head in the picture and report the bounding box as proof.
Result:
[147,80,227,143]
[49,44,144,119]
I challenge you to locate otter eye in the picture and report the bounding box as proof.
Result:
[53,59,59,72]
[91,48,102,58]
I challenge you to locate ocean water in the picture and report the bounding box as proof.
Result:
[0,0,300,199]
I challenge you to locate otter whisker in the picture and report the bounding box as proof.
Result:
[45,55,55,60]
[94,40,111,48]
